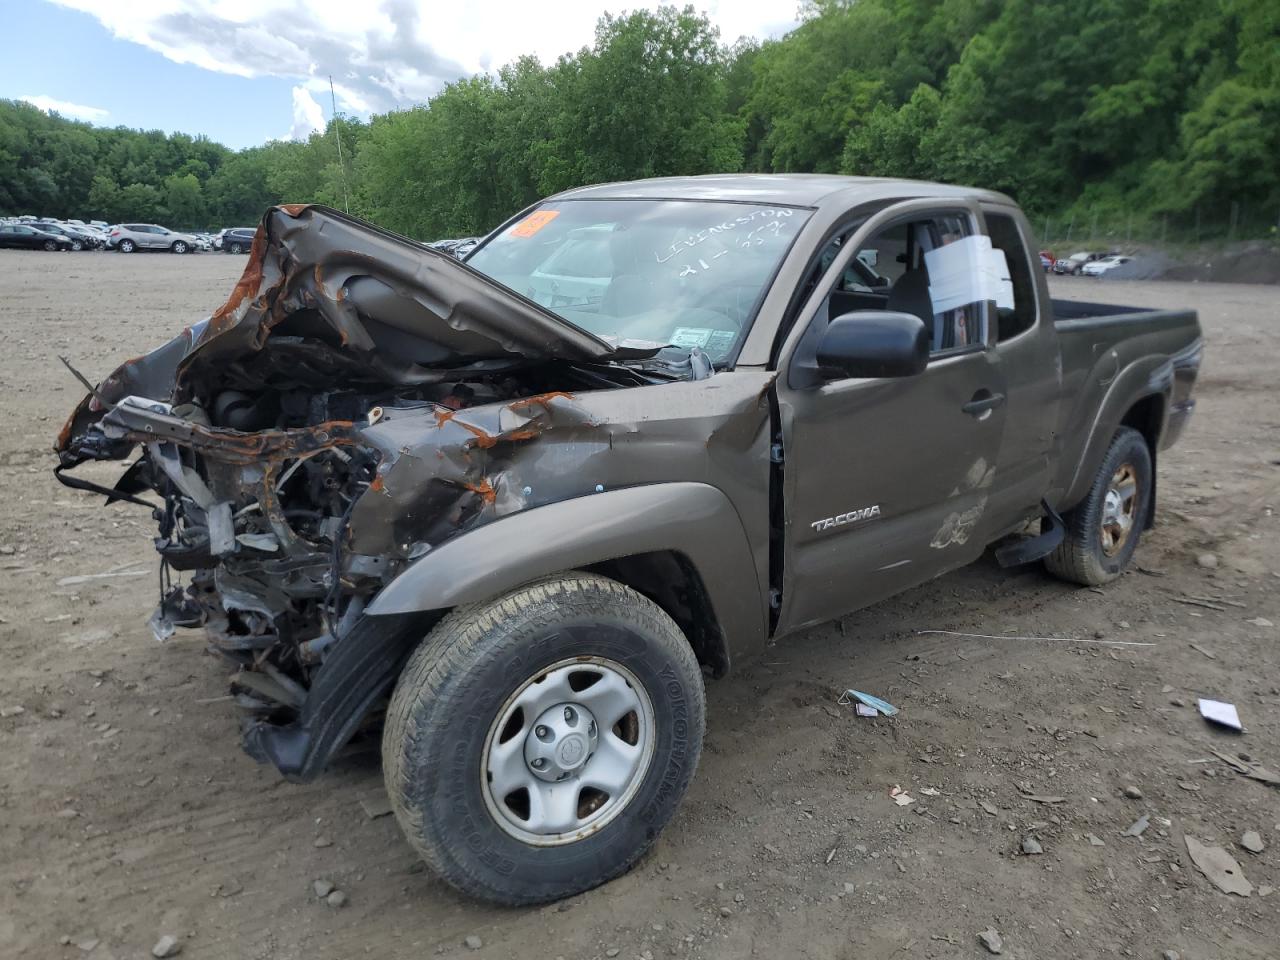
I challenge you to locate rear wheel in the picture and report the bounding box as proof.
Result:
[382,572,705,905]
[1045,426,1152,585]
[118,238,135,253]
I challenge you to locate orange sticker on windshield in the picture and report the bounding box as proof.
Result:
[509,209,559,238]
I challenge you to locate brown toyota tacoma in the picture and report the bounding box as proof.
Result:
[55,176,1202,904]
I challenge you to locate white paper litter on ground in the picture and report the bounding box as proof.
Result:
[1198,698,1242,731]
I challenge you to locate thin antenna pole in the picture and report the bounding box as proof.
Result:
[329,75,351,214]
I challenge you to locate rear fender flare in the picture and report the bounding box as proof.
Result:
[1059,358,1169,510]
[365,482,766,667]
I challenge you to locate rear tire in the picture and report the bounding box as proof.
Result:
[1045,426,1152,586]
[382,572,705,905]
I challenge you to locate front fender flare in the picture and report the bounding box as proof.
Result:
[365,482,767,659]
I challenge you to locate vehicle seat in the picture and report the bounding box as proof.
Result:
[886,268,936,345]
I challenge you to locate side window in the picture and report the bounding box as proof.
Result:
[985,212,1036,341]
[838,214,986,356]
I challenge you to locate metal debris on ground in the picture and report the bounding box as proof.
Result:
[1210,749,1280,787]
[1184,835,1253,896]
[917,629,1154,647]
[1198,698,1242,731]
[1188,642,1217,659]
[55,569,150,587]
[837,689,899,717]
[1016,787,1066,804]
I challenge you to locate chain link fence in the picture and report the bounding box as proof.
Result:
[1032,201,1280,253]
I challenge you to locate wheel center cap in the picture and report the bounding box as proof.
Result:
[524,702,599,782]
[557,735,586,767]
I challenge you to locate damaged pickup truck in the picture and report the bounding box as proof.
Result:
[56,176,1202,904]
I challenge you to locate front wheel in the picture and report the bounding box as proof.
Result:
[1045,426,1152,585]
[228,242,243,254]
[43,239,56,251]
[71,240,83,251]
[118,239,135,253]
[382,572,705,905]
[171,240,188,254]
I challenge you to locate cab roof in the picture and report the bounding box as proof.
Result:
[554,173,1015,210]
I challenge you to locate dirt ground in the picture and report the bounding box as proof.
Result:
[1,251,1277,960]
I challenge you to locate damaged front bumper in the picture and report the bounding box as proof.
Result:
[53,203,699,780]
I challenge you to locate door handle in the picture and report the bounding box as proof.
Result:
[962,390,1006,418]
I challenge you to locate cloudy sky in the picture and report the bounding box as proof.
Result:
[7,0,798,148]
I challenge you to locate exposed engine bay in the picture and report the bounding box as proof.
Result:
[54,204,709,776]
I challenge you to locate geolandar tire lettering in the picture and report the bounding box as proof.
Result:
[381,572,706,905]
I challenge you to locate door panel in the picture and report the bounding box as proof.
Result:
[777,349,1007,633]
[773,199,1010,636]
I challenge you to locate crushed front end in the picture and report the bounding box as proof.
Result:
[53,204,688,779]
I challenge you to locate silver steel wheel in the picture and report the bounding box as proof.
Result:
[481,656,655,846]
[1100,462,1138,556]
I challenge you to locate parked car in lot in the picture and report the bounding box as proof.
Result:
[220,228,256,253]
[33,222,101,250]
[56,176,1202,906]
[109,223,199,254]
[1053,250,1113,275]
[1082,254,1133,277]
[0,223,74,251]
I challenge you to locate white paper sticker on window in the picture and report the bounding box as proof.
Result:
[924,234,1013,312]
[670,327,712,348]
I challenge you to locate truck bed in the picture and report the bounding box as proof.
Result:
[1050,298,1148,322]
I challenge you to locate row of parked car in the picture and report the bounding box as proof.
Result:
[1038,249,1134,277]
[0,216,258,254]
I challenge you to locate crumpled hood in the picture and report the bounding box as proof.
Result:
[57,203,616,454]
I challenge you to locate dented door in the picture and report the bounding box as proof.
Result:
[773,199,1010,635]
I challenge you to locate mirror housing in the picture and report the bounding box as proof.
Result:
[816,310,930,380]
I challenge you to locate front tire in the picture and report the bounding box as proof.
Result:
[71,240,83,251]
[382,572,705,905]
[171,240,188,254]
[229,242,244,254]
[118,239,135,253]
[1045,426,1152,585]
[43,239,56,251]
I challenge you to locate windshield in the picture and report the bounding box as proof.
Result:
[466,199,811,364]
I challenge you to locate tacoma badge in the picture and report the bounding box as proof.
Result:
[810,505,881,532]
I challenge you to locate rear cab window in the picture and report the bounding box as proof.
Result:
[985,211,1038,341]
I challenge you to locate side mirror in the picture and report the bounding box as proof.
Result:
[816,310,930,380]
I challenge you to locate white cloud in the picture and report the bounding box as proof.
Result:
[287,85,326,139]
[20,94,110,121]
[48,1,797,125]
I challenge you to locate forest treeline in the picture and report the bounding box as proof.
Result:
[2,0,1276,241]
